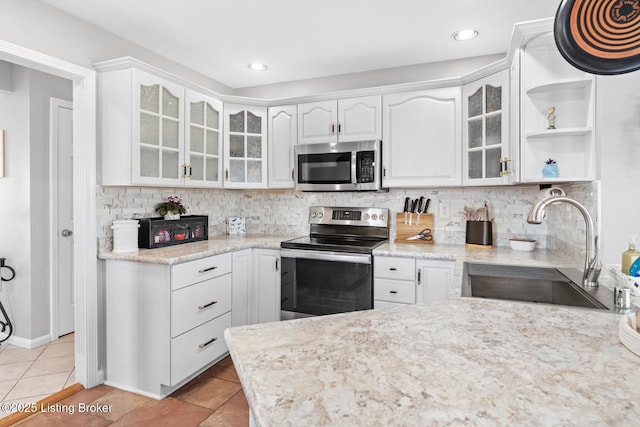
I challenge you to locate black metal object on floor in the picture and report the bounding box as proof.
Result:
[0,257,15,344]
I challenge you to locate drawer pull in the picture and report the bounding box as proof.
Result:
[390,290,398,294]
[198,266,218,273]
[199,337,218,349]
[198,300,218,310]
[389,267,397,271]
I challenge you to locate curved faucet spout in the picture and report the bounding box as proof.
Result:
[527,195,601,287]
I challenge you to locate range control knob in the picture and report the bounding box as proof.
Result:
[311,212,317,218]
[318,212,324,218]
[371,214,378,220]
[364,213,370,220]
[379,214,386,221]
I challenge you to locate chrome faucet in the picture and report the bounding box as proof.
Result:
[527,195,602,287]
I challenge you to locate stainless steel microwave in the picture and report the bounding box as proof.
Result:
[294,140,383,191]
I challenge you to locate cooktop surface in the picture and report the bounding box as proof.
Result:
[281,235,387,254]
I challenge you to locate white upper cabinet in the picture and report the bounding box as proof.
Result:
[185,90,223,187]
[268,105,297,188]
[337,95,382,142]
[382,87,462,187]
[519,31,596,183]
[462,69,514,186]
[223,104,268,189]
[98,64,223,188]
[297,95,381,144]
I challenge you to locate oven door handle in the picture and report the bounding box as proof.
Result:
[280,249,371,264]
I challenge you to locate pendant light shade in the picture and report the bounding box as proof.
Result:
[555,0,640,74]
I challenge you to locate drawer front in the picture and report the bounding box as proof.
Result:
[170,312,231,385]
[374,257,416,281]
[171,274,232,338]
[374,278,416,304]
[172,253,232,290]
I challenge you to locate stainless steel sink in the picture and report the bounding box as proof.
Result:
[461,263,620,311]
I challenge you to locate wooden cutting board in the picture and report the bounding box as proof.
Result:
[395,213,434,244]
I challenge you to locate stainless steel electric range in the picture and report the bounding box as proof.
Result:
[280,206,389,320]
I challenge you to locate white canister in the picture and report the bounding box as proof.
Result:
[111,220,140,253]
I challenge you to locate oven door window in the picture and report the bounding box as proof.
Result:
[298,152,351,184]
[281,256,372,316]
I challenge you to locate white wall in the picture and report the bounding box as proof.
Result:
[235,54,504,99]
[597,72,640,265]
[0,0,232,95]
[0,63,71,341]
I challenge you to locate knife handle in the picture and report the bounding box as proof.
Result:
[403,197,410,213]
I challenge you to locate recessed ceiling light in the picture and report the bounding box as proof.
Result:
[248,63,267,71]
[452,29,478,41]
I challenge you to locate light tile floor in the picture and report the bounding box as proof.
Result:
[0,333,75,418]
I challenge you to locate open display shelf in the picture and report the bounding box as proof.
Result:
[520,32,596,183]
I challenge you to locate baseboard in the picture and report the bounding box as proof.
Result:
[4,333,52,349]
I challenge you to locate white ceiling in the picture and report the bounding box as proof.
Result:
[40,0,561,89]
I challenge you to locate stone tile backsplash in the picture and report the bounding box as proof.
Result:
[97,185,554,252]
[544,181,600,266]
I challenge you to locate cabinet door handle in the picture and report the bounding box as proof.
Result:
[291,169,295,180]
[188,164,192,178]
[331,122,336,135]
[383,167,387,177]
[275,259,280,271]
[338,122,342,135]
[417,268,422,285]
[389,267,397,271]
[389,290,398,294]
[198,266,218,273]
[225,169,229,181]
[198,300,218,310]
[198,337,218,349]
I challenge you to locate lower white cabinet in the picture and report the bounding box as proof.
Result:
[416,259,454,304]
[374,256,454,308]
[251,249,281,324]
[231,249,252,327]
[105,253,232,398]
[232,248,281,326]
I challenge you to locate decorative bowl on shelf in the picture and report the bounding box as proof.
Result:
[509,239,536,251]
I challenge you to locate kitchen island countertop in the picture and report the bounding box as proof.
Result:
[225,298,640,426]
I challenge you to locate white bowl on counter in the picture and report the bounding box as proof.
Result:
[509,239,536,251]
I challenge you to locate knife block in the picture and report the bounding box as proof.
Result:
[394,213,434,244]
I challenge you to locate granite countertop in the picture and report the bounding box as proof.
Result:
[98,234,298,265]
[373,241,572,267]
[225,298,640,426]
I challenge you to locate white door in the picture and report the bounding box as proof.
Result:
[382,87,462,187]
[338,95,382,142]
[416,260,454,305]
[251,249,281,324]
[268,105,296,188]
[51,98,74,337]
[297,100,338,144]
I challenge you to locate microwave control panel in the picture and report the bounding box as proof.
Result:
[356,151,375,183]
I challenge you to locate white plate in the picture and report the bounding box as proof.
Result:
[619,313,640,357]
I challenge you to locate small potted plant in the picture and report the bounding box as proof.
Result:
[542,158,559,178]
[156,196,187,220]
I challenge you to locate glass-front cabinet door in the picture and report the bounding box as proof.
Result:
[133,70,185,186]
[185,90,223,188]
[462,69,512,186]
[224,104,268,189]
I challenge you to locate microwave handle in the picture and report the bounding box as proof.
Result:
[351,151,358,184]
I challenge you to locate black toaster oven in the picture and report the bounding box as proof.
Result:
[138,215,208,249]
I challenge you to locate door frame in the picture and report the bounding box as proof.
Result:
[0,40,99,388]
[49,97,74,340]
